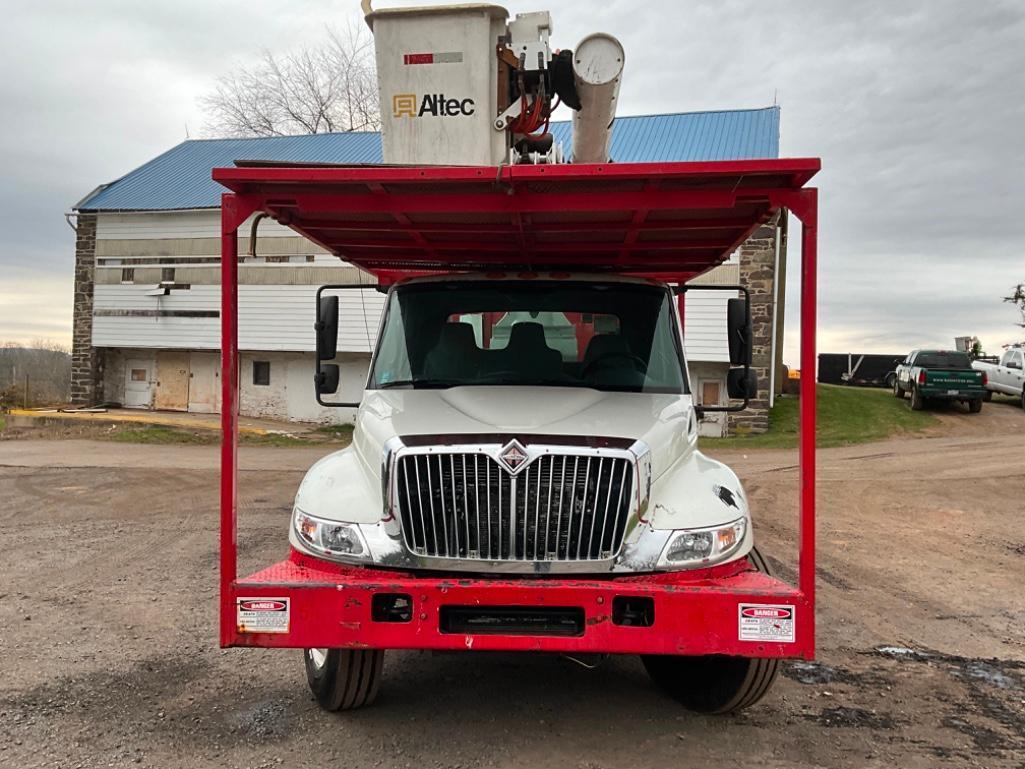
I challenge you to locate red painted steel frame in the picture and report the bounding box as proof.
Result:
[217,161,819,658]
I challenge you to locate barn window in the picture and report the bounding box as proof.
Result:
[161,267,176,283]
[701,380,722,406]
[252,361,271,386]
[121,268,135,283]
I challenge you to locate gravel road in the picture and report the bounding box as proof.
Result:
[1,400,1023,769]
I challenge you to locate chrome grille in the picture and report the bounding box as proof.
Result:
[394,451,635,562]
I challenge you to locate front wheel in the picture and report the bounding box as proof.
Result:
[304,647,384,711]
[892,377,905,398]
[640,548,780,714]
[968,399,983,413]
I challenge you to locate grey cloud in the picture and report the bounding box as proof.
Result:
[0,0,1022,353]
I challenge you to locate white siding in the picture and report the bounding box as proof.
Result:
[96,211,302,241]
[93,284,385,353]
[683,290,734,363]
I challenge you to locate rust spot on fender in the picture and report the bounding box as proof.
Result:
[343,597,362,609]
[587,614,610,626]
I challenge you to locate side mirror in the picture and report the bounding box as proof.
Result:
[316,364,340,395]
[316,295,339,361]
[727,367,757,400]
[726,297,752,366]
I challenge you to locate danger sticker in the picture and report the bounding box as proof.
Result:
[237,597,290,634]
[739,604,795,643]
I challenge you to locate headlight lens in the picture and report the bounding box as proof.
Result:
[658,517,746,568]
[294,510,367,558]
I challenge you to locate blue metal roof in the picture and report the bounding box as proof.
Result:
[76,107,779,211]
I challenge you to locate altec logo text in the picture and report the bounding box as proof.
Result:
[393,93,476,118]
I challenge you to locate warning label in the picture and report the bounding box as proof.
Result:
[738,604,795,643]
[237,597,290,634]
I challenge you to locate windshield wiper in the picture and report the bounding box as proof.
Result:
[376,378,464,390]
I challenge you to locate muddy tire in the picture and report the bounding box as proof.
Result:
[968,399,983,413]
[983,390,992,402]
[910,387,924,410]
[304,648,384,711]
[641,547,780,714]
[892,377,905,398]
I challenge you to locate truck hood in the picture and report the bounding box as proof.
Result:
[296,386,749,538]
[354,386,696,480]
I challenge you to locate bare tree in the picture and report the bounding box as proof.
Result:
[1004,283,1025,330]
[200,21,380,137]
[0,340,71,408]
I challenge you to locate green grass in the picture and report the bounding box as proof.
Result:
[106,425,216,445]
[104,423,355,447]
[701,384,938,450]
[313,424,355,441]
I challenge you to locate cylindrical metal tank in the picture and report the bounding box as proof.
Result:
[571,33,625,164]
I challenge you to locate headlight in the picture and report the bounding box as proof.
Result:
[657,517,746,569]
[294,510,368,559]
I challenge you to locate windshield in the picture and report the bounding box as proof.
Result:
[368,280,688,394]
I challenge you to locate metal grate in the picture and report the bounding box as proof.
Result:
[394,452,634,562]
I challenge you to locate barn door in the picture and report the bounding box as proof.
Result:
[123,359,153,409]
[188,353,219,413]
[154,351,190,411]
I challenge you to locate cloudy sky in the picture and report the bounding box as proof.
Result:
[1,0,1023,361]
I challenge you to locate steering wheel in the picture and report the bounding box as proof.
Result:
[582,351,648,379]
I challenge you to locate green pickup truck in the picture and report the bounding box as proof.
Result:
[893,350,988,412]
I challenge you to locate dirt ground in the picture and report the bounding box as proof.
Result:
[1,398,1023,769]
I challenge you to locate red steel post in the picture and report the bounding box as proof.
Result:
[219,194,240,647]
[797,190,818,641]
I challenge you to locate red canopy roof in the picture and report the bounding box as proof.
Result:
[213,159,819,283]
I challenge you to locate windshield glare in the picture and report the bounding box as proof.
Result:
[368,281,688,394]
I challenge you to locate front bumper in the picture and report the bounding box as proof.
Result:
[224,550,814,658]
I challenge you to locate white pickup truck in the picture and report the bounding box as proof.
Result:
[973,349,1025,408]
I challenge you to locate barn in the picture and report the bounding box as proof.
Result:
[69,107,787,436]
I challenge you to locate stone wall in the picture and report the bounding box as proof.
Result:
[728,214,781,435]
[70,214,101,405]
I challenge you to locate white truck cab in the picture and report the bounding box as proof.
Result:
[296,273,754,576]
[973,348,1025,408]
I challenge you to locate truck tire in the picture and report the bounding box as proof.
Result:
[910,387,924,411]
[885,373,897,391]
[641,548,780,714]
[968,399,983,413]
[304,647,384,711]
[892,377,905,398]
[983,391,992,402]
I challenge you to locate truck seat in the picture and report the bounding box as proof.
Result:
[491,322,563,380]
[423,322,480,380]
